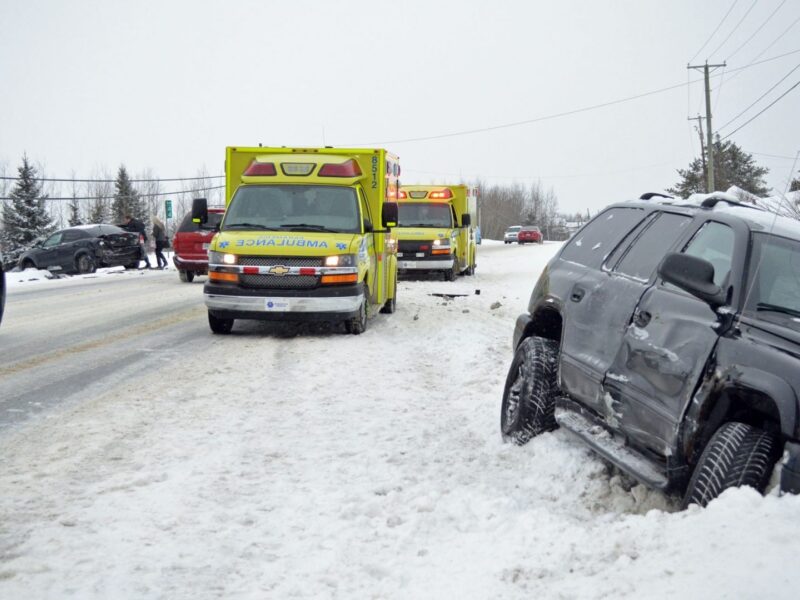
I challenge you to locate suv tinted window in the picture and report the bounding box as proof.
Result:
[682,221,734,286]
[614,212,692,280]
[560,207,645,269]
[178,211,224,233]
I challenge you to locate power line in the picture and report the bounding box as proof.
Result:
[726,0,787,60]
[0,174,224,183]
[344,47,800,147]
[0,185,225,202]
[718,61,800,130]
[690,0,740,63]
[720,78,800,139]
[404,161,675,182]
[708,0,759,59]
[751,151,800,159]
[724,13,800,84]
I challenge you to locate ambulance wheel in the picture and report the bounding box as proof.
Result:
[179,270,194,283]
[380,279,397,314]
[346,298,368,334]
[208,311,234,334]
[445,261,457,281]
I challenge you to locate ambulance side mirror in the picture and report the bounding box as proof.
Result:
[192,197,208,226]
[461,213,472,227]
[363,219,374,233]
[382,202,399,229]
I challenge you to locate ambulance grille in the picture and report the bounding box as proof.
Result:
[240,274,318,289]
[239,256,324,268]
[398,241,431,256]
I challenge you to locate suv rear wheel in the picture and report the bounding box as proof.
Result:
[501,336,559,445]
[682,421,779,509]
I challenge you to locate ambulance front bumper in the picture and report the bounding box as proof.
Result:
[397,258,453,270]
[205,293,363,313]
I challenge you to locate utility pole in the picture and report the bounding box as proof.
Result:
[687,61,725,192]
[687,114,706,181]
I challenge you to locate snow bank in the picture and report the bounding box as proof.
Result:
[1,241,798,599]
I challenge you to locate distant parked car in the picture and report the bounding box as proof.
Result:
[504,225,522,244]
[517,226,543,244]
[16,225,141,274]
[475,226,482,245]
[172,208,225,282]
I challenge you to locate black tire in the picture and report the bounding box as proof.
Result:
[125,261,139,270]
[445,260,457,281]
[500,336,559,445]
[682,421,779,509]
[380,278,397,314]
[345,290,368,334]
[20,259,35,271]
[179,270,195,283]
[208,311,234,335]
[75,253,96,274]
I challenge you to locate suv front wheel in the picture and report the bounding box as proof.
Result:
[682,421,779,509]
[501,336,559,445]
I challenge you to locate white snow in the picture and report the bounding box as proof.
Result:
[1,240,799,599]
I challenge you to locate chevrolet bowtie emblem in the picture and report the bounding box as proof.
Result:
[268,265,290,276]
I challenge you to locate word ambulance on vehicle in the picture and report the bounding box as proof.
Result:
[394,184,477,280]
[192,147,400,335]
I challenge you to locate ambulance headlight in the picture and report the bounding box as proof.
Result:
[209,251,237,265]
[324,254,356,267]
[432,238,450,247]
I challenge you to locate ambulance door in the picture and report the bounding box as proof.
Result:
[358,187,378,304]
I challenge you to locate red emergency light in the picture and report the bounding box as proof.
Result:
[244,161,277,176]
[397,190,408,199]
[429,189,453,200]
[318,159,362,177]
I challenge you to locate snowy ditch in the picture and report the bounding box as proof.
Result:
[0,241,798,599]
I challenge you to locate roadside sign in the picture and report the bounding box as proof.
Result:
[165,199,173,219]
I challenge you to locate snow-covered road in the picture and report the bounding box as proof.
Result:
[1,242,799,599]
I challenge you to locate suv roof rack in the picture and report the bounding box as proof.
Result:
[700,194,764,211]
[639,192,674,201]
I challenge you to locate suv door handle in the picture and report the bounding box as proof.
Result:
[633,310,652,328]
[570,286,585,303]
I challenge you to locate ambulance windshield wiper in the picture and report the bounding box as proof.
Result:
[279,223,340,233]
[224,223,280,231]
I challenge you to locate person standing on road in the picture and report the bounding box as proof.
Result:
[152,217,168,270]
[122,214,152,269]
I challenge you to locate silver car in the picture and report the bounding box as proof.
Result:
[503,225,522,244]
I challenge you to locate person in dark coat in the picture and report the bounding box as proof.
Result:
[152,217,168,269]
[122,214,152,269]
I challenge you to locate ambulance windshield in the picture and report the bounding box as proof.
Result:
[397,203,453,228]
[223,185,360,234]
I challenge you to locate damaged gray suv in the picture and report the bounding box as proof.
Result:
[501,193,800,508]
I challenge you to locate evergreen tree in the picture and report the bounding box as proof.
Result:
[88,199,109,224]
[111,165,145,222]
[790,175,799,193]
[668,137,769,197]
[68,196,82,226]
[1,155,54,250]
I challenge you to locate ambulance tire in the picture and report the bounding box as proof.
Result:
[208,311,234,335]
[445,261,458,282]
[346,289,368,334]
[380,279,397,314]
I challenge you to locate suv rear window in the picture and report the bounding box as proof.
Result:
[178,211,224,233]
[560,207,645,269]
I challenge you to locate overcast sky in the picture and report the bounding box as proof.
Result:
[1,0,798,214]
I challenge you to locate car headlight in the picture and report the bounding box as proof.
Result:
[432,238,450,247]
[324,254,356,267]
[208,251,237,265]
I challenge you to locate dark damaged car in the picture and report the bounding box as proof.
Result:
[501,193,800,508]
[16,224,142,274]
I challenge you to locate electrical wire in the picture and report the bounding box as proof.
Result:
[345,47,800,147]
[718,61,800,130]
[0,185,225,202]
[724,13,800,84]
[690,0,740,62]
[750,151,800,159]
[0,174,224,183]
[720,78,800,139]
[726,0,786,60]
[708,0,759,59]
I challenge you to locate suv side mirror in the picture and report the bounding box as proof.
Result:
[461,213,472,227]
[192,197,208,226]
[658,253,726,308]
[382,202,399,229]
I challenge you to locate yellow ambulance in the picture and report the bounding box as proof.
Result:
[395,184,477,280]
[192,147,400,335]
